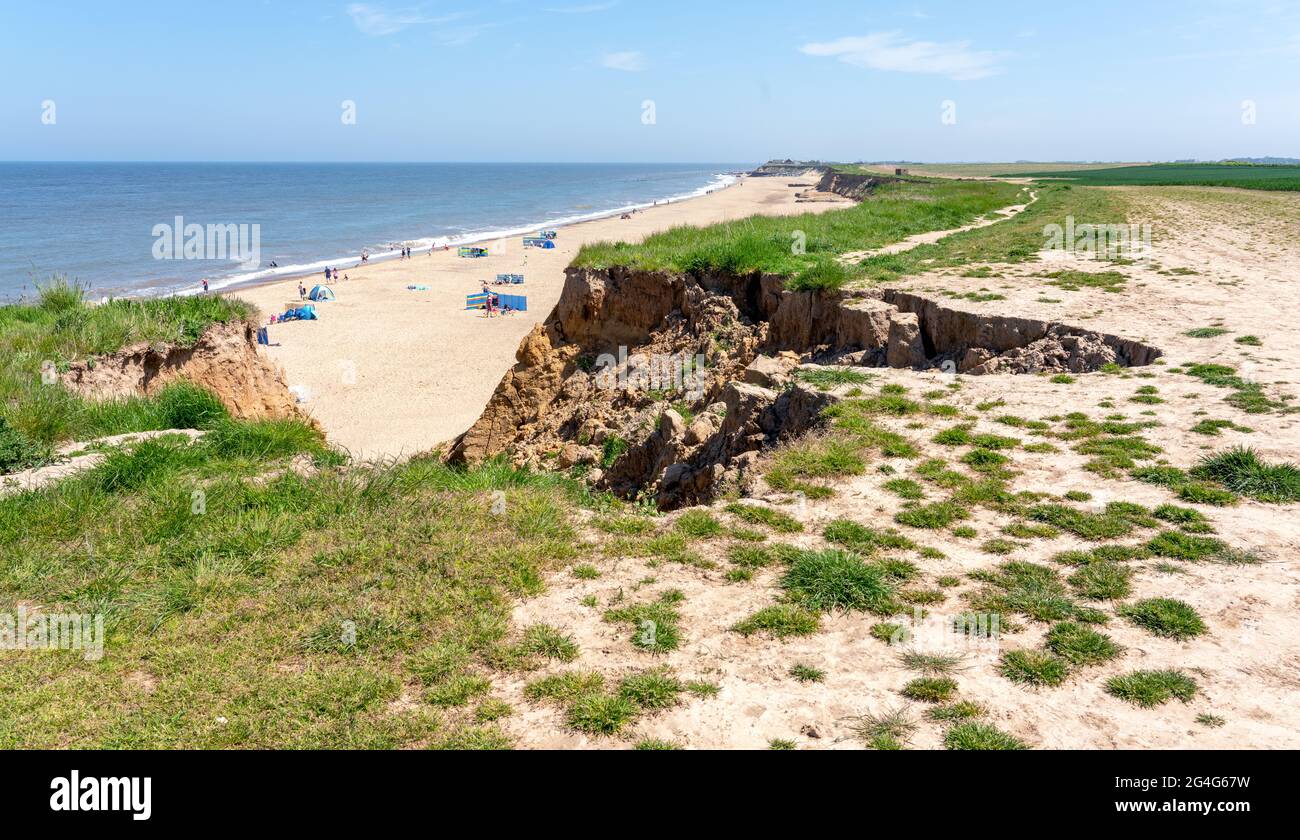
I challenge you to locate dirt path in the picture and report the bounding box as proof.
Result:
[839,189,1038,263]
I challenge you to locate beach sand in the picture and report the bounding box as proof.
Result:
[232,176,849,459]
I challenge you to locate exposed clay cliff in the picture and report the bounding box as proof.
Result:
[813,170,900,201]
[61,319,306,422]
[449,266,1162,508]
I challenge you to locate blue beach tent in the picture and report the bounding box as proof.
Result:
[308,285,335,301]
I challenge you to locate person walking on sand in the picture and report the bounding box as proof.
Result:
[201,278,209,293]
[298,282,306,300]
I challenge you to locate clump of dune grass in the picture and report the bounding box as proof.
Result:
[848,707,916,750]
[1190,447,1300,503]
[732,604,820,638]
[944,722,1028,750]
[999,649,1069,687]
[1119,597,1206,639]
[788,663,826,683]
[1045,622,1123,665]
[723,501,803,533]
[780,549,901,614]
[1105,670,1198,707]
[603,590,685,653]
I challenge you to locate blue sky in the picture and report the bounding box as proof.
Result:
[2,0,1297,162]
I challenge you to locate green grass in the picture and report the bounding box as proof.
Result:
[944,722,1028,750]
[901,676,957,702]
[574,178,1023,289]
[566,693,640,735]
[1146,531,1227,562]
[1190,418,1253,436]
[794,367,872,391]
[848,708,916,750]
[723,502,803,533]
[788,663,826,683]
[674,509,723,538]
[967,561,1090,624]
[1119,598,1207,640]
[823,519,916,554]
[1007,162,1300,192]
[732,604,820,638]
[0,279,256,452]
[604,591,685,653]
[883,478,925,499]
[617,667,685,710]
[860,183,1127,284]
[1042,270,1128,292]
[895,500,970,530]
[1067,561,1133,600]
[1185,327,1230,338]
[764,435,866,496]
[0,440,605,747]
[927,701,986,722]
[999,649,1069,687]
[1190,447,1300,503]
[898,650,964,676]
[1045,622,1123,665]
[1105,670,1199,707]
[780,549,900,614]
[1181,363,1285,414]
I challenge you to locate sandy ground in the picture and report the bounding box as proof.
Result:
[230,176,848,459]
[494,184,1300,749]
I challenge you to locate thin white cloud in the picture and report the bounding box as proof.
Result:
[799,31,1010,80]
[346,4,469,36]
[601,50,645,71]
[546,2,618,12]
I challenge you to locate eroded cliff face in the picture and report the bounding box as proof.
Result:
[449,266,1162,508]
[61,319,306,422]
[813,171,899,201]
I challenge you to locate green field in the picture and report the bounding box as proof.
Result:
[1006,163,1300,191]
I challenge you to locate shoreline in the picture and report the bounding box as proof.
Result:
[228,173,846,460]
[211,172,742,302]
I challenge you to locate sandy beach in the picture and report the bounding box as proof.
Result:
[232,176,849,459]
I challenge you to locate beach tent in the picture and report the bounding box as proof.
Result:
[458,246,489,258]
[498,294,527,312]
[522,237,555,249]
[308,285,335,301]
[280,304,317,321]
[465,292,492,310]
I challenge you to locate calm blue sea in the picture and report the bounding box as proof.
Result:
[0,162,747,302]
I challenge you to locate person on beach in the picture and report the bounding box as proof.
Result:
[325,267,332,281]
[298,282,306,300]
[201,278,209,293]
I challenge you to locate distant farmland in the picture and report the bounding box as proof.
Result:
[1005,162,1300,191]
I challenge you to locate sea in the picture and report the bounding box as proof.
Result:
[0,162,748,302]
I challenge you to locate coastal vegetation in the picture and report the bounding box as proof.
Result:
[0,279,254,460]
[573,178,1023,289]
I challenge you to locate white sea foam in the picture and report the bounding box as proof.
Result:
[172,172,739,298]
